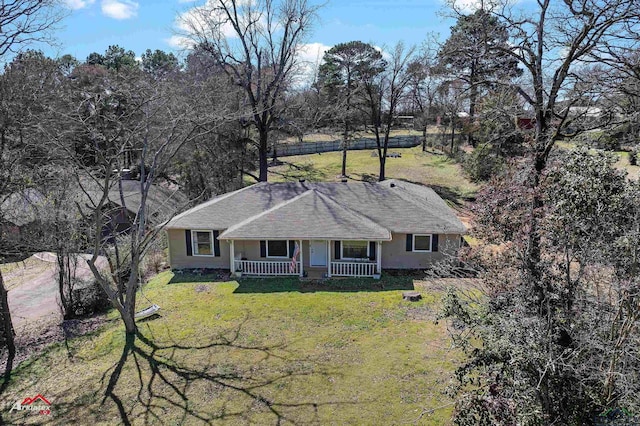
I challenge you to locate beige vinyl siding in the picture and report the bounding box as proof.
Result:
[248,240,312,268]
[232,240,260,260]
[167,235,312,270]
[166,229,229,269]
[167,230,462,271]
[381,233,461,269]
[302,241,311,268]
[232,240,310,267]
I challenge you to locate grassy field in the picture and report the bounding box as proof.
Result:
[269,145,479,206]
[613,151,640,180]
[554,141,640,180]
[3,272,461,425]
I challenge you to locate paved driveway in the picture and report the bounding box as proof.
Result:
[6,253,105,334]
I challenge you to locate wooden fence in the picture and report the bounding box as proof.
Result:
[273,134,463,157]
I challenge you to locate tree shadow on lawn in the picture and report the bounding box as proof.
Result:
[269,161,328,182]
[234,275,415,294]
[97,318,364,425]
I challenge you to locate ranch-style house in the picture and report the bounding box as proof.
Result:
[164,179,466,278]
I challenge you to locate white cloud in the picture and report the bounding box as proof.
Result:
[373,45,391,62]
[298,42,331,67]
[165,35,194,49]
[174,0,265,45]
[294,42,331,87]
[101,0,139,19]
[448,0,516,13]
[171,1,321,86]
[65,0,95,10]
[451,0,484,12]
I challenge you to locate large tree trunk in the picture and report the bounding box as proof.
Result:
[378,130,390,182]
[0,270,15,394]
[450,116,456,155]
[56,251,73,319]
[468,66,478,148]
[341,143,347,177]
[258,129,269,182]
[527,114,552,312]
[122,252,140,335]
[341,113,349,177]
[122,313,137,335]
[422,125,427,151]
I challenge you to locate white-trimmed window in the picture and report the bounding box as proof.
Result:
[413,234,432,252]
[192,230,214,256]
[342,241,369,260]
[267,240,289,258]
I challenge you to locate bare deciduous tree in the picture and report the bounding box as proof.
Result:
[0,49,64,396]
[47,67,230,337]
[0,0,64,57]
[404,41,441,151]
[442,0,640,422]
[360,42,415,181]
[317,40,385,177]
[179,0,320,182]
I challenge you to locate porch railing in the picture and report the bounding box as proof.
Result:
[331,261,376,277]
[238,260,299,276]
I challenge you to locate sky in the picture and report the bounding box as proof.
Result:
[48,0,462,62]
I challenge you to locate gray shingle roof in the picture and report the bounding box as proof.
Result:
[165,180,466,236]
[219,189,391,240]
[1,180,188,227]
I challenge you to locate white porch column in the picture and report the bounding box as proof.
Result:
[376,241,382,274]
[230,240,235,275]
[327,240,332,278]
[299,239,304,277]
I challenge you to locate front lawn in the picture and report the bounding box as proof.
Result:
[4,273,461,425]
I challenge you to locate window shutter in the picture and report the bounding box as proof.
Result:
[213,230,220,256]
[288,240,295,257]
[185,230,192,256]
[406,234,413,251]
[334,241,341,260]
[432,234,439,252]
[368,242,376,261]
[260,241,266,258]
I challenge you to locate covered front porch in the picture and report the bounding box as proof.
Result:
[228,239,382,278]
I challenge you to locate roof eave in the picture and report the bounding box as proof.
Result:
[218,233,392,241]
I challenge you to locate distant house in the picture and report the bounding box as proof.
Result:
[0,179,188,243]
[0,189,44,232]
[164,180,466,278]
[81,179,189,238]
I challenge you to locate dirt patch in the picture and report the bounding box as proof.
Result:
[1,314,112,370]
[405,305,436,321]
[414,278,483,293]
[194,284,210,293]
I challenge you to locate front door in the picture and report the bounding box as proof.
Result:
[310,240,327,266]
